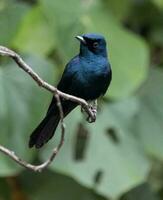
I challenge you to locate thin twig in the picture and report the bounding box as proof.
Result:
[0,45,96,172]
[0,46,96,120]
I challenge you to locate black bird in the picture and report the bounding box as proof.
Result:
[29,33,112,148]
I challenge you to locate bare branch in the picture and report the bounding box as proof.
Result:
[0,46,96,121]
[0,143,62,172]
[0,45,96,172]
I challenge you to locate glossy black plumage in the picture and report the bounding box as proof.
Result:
[29,33,112,148]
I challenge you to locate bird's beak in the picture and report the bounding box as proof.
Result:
[75,36,86,44]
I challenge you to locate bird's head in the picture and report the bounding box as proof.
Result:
[76,33,107,57]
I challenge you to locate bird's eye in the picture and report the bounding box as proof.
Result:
[93,42,99,48]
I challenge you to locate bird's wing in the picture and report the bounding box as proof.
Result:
[102,65,112,95]
[47,56,79,113]
[57,63,78,92]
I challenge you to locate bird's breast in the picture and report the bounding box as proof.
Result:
[83,59,109,84]
[71,59,110,100]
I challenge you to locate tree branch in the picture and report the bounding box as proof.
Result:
[0,45,96,172]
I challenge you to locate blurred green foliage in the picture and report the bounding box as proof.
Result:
[0,0,163,199]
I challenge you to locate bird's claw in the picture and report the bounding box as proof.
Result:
[87,114,96,123]
[86,104,97,123]
[88,104,97,114]
[81,100,97,123]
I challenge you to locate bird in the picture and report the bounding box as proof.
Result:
[29,33,112,148]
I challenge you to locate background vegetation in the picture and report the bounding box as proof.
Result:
[0,0,163,199]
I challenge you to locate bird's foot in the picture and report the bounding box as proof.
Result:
[87,100,97,123]
[81,100,97,123]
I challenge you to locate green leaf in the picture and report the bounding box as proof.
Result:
[20,170,106,200]
[0,178,10,199]
[41,98,150,199]
[150,28,163,46]
[0,1,29,46]
[121,183,161,200]
[13,5,56,56]
[104,0,132,21]
[0,55,55,176]
[82,2,149,99]
[132,68,163,161]
[39,0,84,62]
[151,0,163,10]
[39,0,82,27]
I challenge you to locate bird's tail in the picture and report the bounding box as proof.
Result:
[29,112,60,149]
[29,101,77,148]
